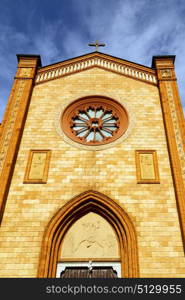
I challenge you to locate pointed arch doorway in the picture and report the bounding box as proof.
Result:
[37,191,139,278]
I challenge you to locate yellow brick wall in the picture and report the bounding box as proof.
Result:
[0,67,185,277]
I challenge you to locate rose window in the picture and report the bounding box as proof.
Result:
[61,97,129,146]
[71,107,119,142]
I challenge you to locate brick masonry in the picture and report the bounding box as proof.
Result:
[0,66,185,277]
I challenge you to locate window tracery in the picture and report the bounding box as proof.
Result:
[61,97,128,146]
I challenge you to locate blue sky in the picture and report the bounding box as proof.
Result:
[0,0,185,121]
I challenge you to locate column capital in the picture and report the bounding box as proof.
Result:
[16,54,42,68]
[152,55,176,81]
[15,54,42,79]
[151,55,175,69]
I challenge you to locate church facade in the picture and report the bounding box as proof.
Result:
[0,51,185,277]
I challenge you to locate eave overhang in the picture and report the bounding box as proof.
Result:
[35,51,157,86]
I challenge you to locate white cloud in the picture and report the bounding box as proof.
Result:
[71,0,185,112]
[0,0,185,121]
[0,21,63,121]
[33,25,61,63]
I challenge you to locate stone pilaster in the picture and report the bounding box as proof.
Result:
[0,54,41,223]
[152,56,185,251]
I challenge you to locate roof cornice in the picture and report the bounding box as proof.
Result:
[17,54,42,67]
[35,52,157,85]
[152,55,176,68]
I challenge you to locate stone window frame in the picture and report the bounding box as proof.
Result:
[61,96,129,146]
[135,150,160,184]
[23,149,51,184]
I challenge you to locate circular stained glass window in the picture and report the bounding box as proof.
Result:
[61,97,129,146]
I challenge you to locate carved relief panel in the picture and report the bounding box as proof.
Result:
[59,212,120,260]
[161,69,172,79]
[15,67,33,78]
[24,150,51,183]
[135,150,160,183]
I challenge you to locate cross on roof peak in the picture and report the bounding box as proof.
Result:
[88,40,106,51]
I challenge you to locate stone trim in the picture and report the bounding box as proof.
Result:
[165,82,185,181]
[0,80,26,173]
[61,96,129,146]
[135,150,160,184]
[23,149,51,184]
[37,190,139,278]
[153,56,185,252]
[0,57,39,223]
[55,95,135,151]
[35,54,157,86]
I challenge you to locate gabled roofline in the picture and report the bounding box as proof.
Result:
[35,51,157,86]
[39,51,153,72]
[16,53,176,72]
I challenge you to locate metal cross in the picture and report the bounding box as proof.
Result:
[88,40,106,51]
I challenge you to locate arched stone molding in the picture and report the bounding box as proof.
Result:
[55,95,135,151]
[37,190,139,278]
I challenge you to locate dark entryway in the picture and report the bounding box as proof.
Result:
[60,266,118,278]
